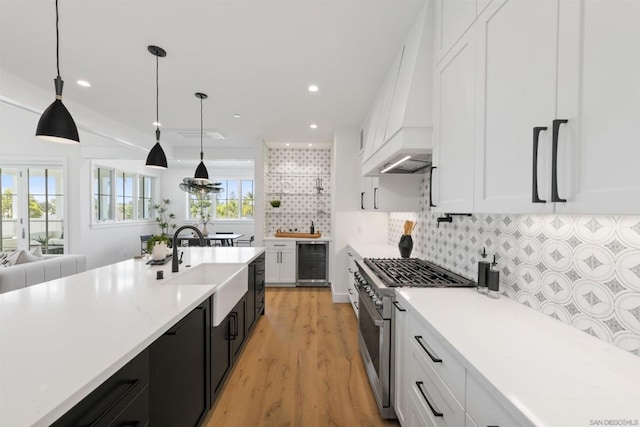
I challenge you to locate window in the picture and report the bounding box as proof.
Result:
[0,166,66,254]
[93,166,156,223]
[187,179,254,221]
[138,176,154,220]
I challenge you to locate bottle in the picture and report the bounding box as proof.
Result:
[310,221,315,234]
[477,247,489,294]
[487,255,500,299]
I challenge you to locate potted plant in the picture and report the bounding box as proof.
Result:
[270,199,281,208]
[147,235,171,261]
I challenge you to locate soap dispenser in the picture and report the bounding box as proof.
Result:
[310,221,315,234]
[487,255,500,299]
[477,247,489,294]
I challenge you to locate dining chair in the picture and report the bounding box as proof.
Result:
[140,235,153,255]
[236,235,254,247]
[217,232,234,247]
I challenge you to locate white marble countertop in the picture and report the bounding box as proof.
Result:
[348,242,401,258]
[264,236,332,241]
[0,247,265,427]
[397,288,640,426]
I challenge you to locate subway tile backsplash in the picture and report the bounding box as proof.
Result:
[389,177,640,356]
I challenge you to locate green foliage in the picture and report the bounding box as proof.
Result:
[29,194,43,218]
[153,198,176,235]
[146,234,171,254]
[2,188,13,218]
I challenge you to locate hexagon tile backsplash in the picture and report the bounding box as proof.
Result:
[389,177,640,356]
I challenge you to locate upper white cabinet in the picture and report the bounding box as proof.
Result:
[434,0,493,63]
[434,0,640,214]
[431,27,476,213]
[473,0,558,214]
[554,0,640,214]
[359,175,422,212]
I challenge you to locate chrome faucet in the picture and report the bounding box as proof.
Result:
[172,225,205,273]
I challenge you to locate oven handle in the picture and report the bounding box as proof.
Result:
[360,294,384,327]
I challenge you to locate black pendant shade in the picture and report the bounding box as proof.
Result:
[36,0,79,144]
[146,130,168,169]
[193,92,209,183]
[145,45,168,169]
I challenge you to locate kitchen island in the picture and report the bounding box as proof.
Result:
[0,247,264,427]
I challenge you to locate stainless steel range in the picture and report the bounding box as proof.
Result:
[354,257,474,419]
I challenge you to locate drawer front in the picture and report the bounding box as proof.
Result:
[265,240,296,250]
[409,349,465,427]
[410,315,466,404]
[466,372,525,427]
[106,385,149,427]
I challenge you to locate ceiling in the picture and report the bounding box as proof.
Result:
[0,0,425,156]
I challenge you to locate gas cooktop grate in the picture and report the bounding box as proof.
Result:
[364,258,474,288]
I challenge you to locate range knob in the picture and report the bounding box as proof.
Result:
[367,290,375,296]
[374,299,383,309]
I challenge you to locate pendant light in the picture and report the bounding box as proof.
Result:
[193,92,209,184]
[145,45,168,169]
[35,0,79,144]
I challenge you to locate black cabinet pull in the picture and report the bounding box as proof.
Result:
[532,126,547,203]
[229,314,236,340]
[415,335,442,363]
[348,268,354,274]
[415,381,443,417]
[166,306,204,335]
[354,302,359,310]
[393,301,406,312]
[429,166,437,207]
[86,379,141,425]
[373,187,379,209]
[551,119,568,203]
[360,192,365,210]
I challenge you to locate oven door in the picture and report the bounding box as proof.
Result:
[357,291,393,415]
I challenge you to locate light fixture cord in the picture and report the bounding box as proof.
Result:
[55,0,60,77]
[200,97,204,161]
[155,54,159,132]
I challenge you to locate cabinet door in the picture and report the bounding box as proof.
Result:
[254,254,265,316]
[555,0,640,214]
[211,316,232,405]
[374,175,422,212]
[231,295,247,360]
[280,249,296,283]
[432,29,476,212]
[265,249,279,283]
[150,300,210,427]
[246,261,256,332]
[393,298,410,426]
[435,0,477,62]
[473,0,557,214]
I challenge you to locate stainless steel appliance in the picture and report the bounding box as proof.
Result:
[354,258,474,419]
[296,241,328,286]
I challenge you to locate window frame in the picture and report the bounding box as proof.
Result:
[186,178,254,222]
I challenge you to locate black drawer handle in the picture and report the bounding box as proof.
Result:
[354,302,359,310]
[551,119,568,203]
[416,381,443,417]
[88,379,141,425]
[415,335,442,363]
[393,301,406,312]
[532,126,547,203]
[348,268,354,274]
[373,187,379,209]
[166,306,204,335]
[360,192,365,210]
[429,166,437,207]
[348,252,353,256]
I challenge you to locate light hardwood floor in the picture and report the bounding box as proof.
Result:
[204,288,400,427]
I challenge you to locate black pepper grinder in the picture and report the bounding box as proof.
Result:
[477,247,489,294]
[487,255,500,299]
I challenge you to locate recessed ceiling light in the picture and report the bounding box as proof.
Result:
[310,124,318,129]
[308,84,319,93]
[76,80,91,87]
[308,143,312,147]
[233,114,241,119]
[286,143,290,146]
[152,121,162,127]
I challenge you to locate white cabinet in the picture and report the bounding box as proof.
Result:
[393,298,410,426]
[473,0,558,214]
[554,0,640,214]
[265,240,296,284]
[346,247,360,317]
[432,28,476,213]
[465,372,522,427]
[359,174,422,212]
[469,0,640,214]
[434,0,476,62]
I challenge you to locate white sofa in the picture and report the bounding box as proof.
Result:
[0,254,87,294]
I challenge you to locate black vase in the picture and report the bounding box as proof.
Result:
[398,235,413,258]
